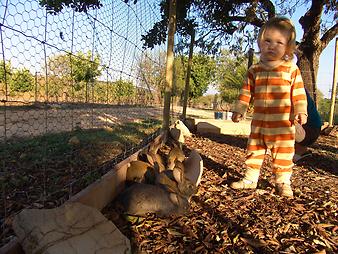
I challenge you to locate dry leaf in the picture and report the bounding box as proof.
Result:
[240,237,267,247]
[166,228,184,236]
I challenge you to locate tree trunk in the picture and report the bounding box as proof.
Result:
[162,0,176,130]
[182,29,195,120]
[296,51,320,106]
[296,0,338,106]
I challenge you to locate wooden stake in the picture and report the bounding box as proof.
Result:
[329,37,338,127]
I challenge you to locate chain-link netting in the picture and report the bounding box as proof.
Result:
[0,0,166,246]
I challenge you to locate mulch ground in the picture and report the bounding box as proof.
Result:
[103,132,338,253]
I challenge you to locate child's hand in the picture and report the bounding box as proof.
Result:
[232,112,242,122]
[295,113,307,125]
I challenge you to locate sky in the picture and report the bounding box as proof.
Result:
[1,0,336,98]
[316,39,336,98]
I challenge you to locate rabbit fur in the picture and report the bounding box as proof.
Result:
[118,136,199,217]
[117,182,190,217]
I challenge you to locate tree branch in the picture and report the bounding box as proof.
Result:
[299,0,323,39]
[221,15,264,28]
[229,0,276,27]
[258,0,276,18]
[320,22,338,51]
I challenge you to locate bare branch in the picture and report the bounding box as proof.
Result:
[299,0,323,36]
[320,22,338,51]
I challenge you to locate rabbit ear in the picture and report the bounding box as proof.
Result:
[147,152,165,172]
[169,146,185,162]
[173,167,183,184]
[156,172,178,193]
[148,139,162,154]
[126,160,153,182]
[184,150,203,187]
[167,147,185,170]
[145,153,155,165]
[169,193,179,206]
[169,127,182,142]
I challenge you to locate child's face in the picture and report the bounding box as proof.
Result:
[259,27,289,62]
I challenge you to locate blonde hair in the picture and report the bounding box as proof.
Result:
[258,16,296,60]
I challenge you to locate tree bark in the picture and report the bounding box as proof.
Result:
[162,0,176,131]
[296,0,323,106]
[182,29,195,120]
[296,0,338,105]
[296,51,320,107]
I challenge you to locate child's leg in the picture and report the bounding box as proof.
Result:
[274,171,293,197]
[230,139,266,189]
[271,141,295,197]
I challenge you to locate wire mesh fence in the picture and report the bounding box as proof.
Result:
[0,0,167,246]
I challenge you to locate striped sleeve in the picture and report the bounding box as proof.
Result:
[291,66,307,115]
[233,68,254,114]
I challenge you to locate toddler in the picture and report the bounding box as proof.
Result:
[231,17,308,197]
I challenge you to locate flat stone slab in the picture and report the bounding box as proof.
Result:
[196,119,251,136]
[13,202,131,254]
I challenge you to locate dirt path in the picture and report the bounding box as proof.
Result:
[0,106,163,141]
[0,105,217,141]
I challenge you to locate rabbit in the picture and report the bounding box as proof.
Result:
[156,166,197,199]
[126,160,156,183]
[138,144,166,172]
[167,145,185,170]
[118,145,200,217]
[169,120,192,144]
[118,162,196,217]
[183,149,203,187]
[116,183,190,217]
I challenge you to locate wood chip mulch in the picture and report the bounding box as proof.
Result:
[103,133,338,254]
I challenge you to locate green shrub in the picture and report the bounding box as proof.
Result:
[10,68,34,92]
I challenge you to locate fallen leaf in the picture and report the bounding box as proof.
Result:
[166,228,184,236]
[240,237,267,248]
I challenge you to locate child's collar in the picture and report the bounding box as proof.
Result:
[259,59,286,69]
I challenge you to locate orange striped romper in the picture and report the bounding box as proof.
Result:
[234,61,307,184]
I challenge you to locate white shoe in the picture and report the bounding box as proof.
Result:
[230,179,257,189]
[275,183,293,197]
